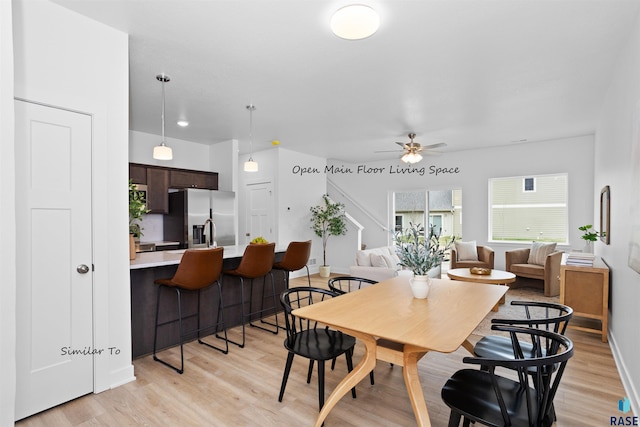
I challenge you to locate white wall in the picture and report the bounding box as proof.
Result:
[326,135,595,273]
[0,1,17,425]
[595,9,640,413]
[11,1,133,418]
[276,148,327,272]
[211,139,238,192]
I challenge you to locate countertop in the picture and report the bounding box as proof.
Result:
[129,244,286,270]
[139,240,180,247]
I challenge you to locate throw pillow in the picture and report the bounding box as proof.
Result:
[527,242,557,266]
[455,241,478,261]
[390,252,401,266]
[370,253,390,268]
[382,254,399,270]
[356,250,370,266]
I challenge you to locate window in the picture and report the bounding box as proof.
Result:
[523,177,535,192]
[395,215,403,232]
[392,189,461,238]
[489,173,568,243]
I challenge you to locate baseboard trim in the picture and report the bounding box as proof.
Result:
[608,328,638,416]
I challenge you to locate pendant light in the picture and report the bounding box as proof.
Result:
[152,74,173,160]
[244,104,258,172]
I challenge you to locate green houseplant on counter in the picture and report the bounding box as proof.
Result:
[129,179,149,259]
[310,194,347,277]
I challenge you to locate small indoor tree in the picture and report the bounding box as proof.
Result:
[310,194,347,275]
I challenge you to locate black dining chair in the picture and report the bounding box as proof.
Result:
[327,276,378,294]
[474,301,573,363]
[441,325,574,427]
[278,287,360,412]
[327,276,378,384]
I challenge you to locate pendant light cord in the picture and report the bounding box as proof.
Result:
[247,104,256,160]
[161,78,166,143]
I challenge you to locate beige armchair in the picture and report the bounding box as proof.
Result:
[505,247,563,297]
[450,245,495,270]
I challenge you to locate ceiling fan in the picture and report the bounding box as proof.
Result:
[376,133,447,164]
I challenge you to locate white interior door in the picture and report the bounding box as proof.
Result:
[14,100,94,420]
[246,181,274,243]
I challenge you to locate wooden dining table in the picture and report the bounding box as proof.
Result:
[292,276,508,427]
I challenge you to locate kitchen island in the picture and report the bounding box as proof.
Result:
[130,245,287,359]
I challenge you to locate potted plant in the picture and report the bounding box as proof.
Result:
[310,194,347,277]
[129,180,149,259]
[395,222,455,298]
[579,224,598,253]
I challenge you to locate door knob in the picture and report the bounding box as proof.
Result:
[76,264,90,274]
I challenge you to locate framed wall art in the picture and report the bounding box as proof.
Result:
[600,185,610,244]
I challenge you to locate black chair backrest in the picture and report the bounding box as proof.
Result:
[464,325,574,426]
[280,287,338,343]
[491,301,573,332]
[327,276,377,295]
[491,300,573,354]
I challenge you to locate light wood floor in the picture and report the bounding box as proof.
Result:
[17,274,629,426]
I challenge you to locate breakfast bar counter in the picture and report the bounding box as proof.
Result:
[130,244,287,358]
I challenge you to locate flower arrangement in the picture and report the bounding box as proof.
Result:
[310,194,347,267]
[579,224,599,242]
[129,179,149,237]
[395,222,455,276]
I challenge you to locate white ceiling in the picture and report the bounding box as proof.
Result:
[50,0,640,163]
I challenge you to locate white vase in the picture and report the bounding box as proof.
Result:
[319,265,331,278]
[583,240,594,254]
[409,275,431,299]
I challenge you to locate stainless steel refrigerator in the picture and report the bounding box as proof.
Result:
[164,189,237,248]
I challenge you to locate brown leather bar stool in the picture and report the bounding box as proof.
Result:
[220,242,277,348]
[273,240,312,288]
[268,240,312,330]
[153,247,227,374]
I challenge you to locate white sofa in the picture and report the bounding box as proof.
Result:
[349,246,400,282]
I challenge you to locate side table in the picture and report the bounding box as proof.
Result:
[560,254,610,342]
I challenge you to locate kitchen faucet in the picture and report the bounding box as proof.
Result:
[203,218,216,248]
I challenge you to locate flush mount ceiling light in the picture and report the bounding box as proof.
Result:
[243,105,258,172]
[152,74,173,160]
[177,120,189,127]
[330,4,380,40]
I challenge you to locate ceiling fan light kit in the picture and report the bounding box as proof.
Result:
[152,73,173,160]
[330,4,380,40]
[401,151,423,164]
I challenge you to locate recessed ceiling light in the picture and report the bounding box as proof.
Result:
[330,4,380,40]
[177,120,189,127]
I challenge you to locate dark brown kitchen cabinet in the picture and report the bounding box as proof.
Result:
[169,169,218,189]
[146,168,169,213]
[129,163,218,214]
[129,163,147,184]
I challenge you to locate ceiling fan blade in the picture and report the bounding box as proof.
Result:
[375,149,404,153]
[395,141,408,148]
[422,142,447,150]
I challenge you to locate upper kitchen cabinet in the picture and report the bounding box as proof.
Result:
[129,163,219,214]
[170,169,218,190]
[146,167,169,213]
[129,163,147,184]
